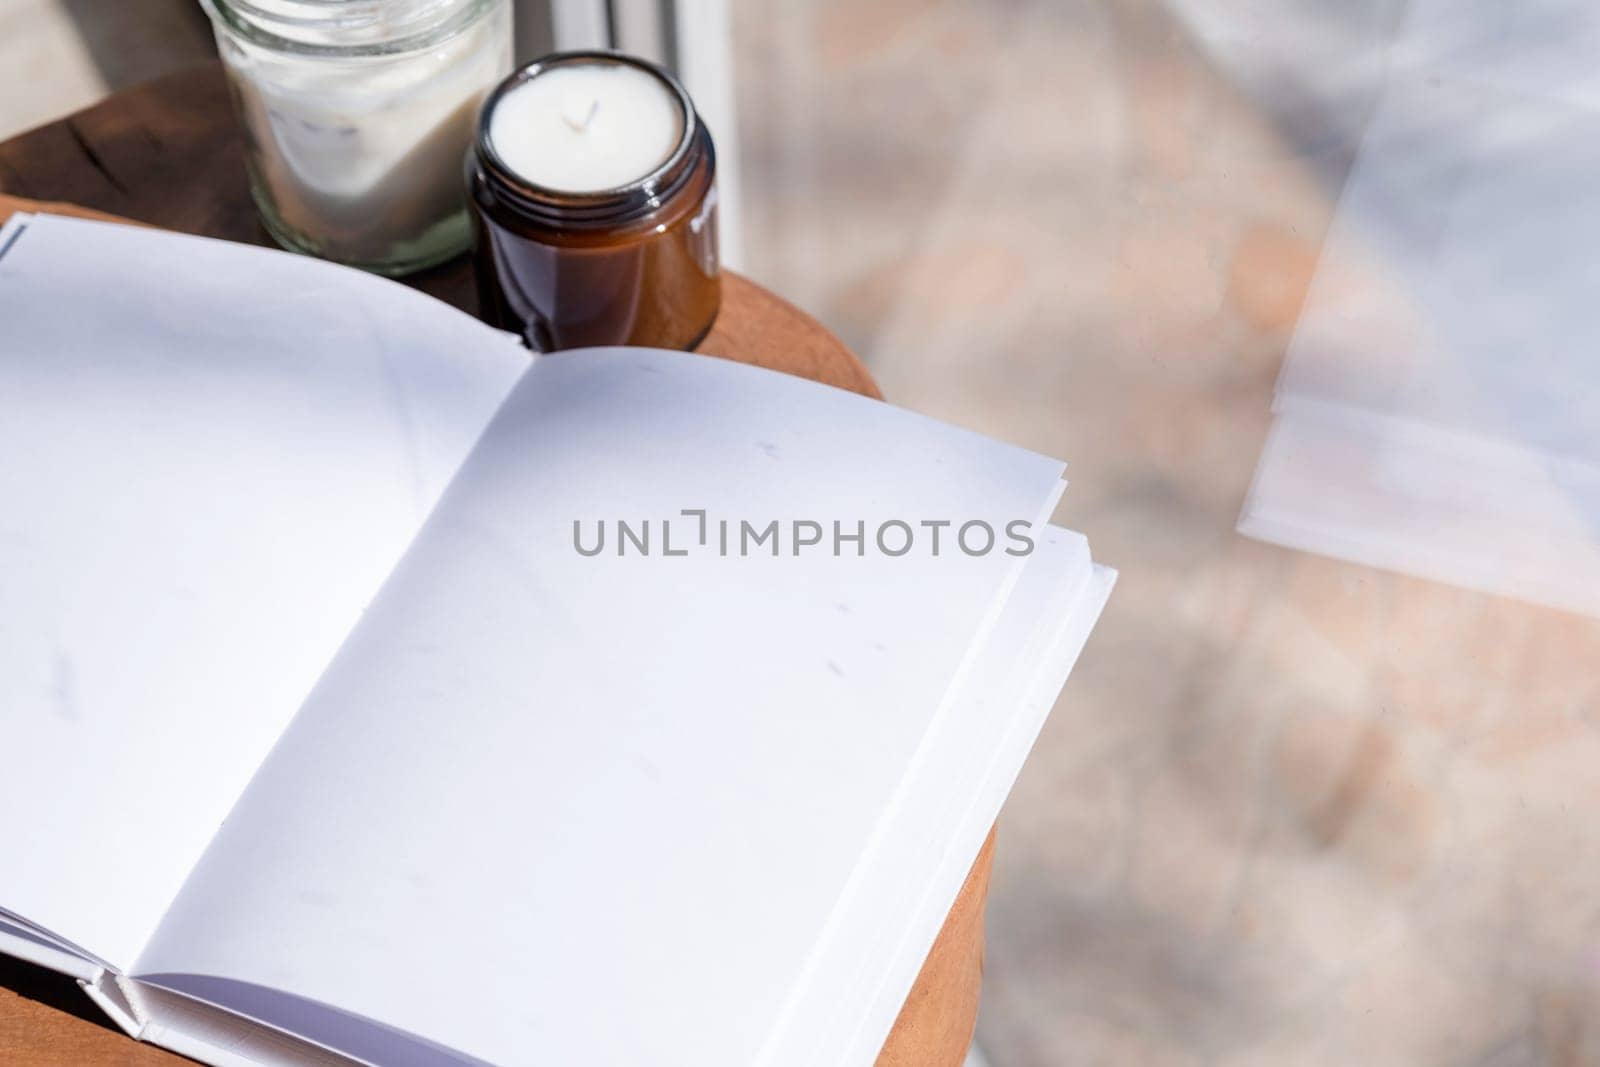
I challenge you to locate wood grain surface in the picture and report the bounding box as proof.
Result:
[0,62,988,1066]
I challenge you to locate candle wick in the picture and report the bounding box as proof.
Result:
[563,99,601,133]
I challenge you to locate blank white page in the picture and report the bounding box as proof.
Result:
[793,526,1114,1065]
[136,347,1068,1067]
[0,214,526,969]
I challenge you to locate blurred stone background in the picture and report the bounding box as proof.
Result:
[5,1,1600,1064]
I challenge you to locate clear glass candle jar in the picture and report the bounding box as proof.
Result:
[468,53,721,351]
[202,0,512,276]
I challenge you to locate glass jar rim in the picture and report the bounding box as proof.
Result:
[474,51,710,226]
[201,0,497,57]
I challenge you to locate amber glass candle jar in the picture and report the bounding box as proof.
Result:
[468,52,720,352]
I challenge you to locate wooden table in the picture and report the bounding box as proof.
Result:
[0,62,992,1067]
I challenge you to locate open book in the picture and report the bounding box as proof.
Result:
[0,213,1112,1066]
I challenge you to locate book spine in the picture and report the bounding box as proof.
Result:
[78,970,146,1039]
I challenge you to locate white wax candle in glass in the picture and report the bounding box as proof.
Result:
[469,53,721,351]
[202,0,512,276]
[487,61,685,193]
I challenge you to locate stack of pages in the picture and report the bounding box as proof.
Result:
[1239,0,1600,616]
[0,212,1112,1066]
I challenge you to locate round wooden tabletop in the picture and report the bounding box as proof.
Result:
[0,62,987,1067]
[0,65,877,399]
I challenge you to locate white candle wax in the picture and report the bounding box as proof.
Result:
[220,5,510,269]
[488,62,685,193]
